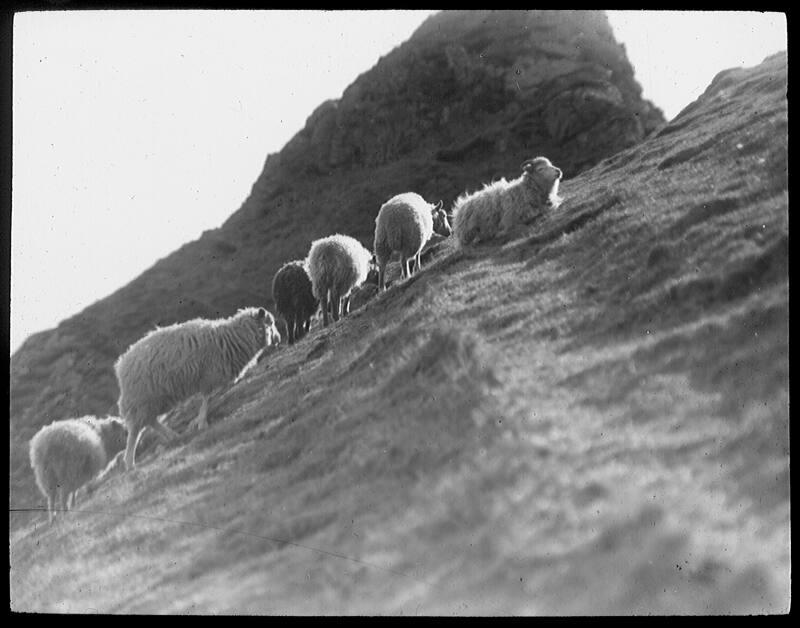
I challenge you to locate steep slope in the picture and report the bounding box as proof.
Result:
[10,52,788,614]
[10,10,663,520]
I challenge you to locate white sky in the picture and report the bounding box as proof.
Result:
[10,10,787,354]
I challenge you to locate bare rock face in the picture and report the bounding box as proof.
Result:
[277,10,662,177]
[10,10,662,518]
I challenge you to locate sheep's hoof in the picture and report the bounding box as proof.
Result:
[188,418,206,432]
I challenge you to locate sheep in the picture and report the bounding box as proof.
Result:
[451,156,563,248]
[114,307,281,469]
[305,234,373,327]
[29,415,127,523]
[373,192,452,291]
[272,260,319,345]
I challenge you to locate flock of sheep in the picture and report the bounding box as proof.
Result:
[28,156,563,524]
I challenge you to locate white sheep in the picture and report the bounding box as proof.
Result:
[305,234,373,327]
[451,156,563,247]
[28,415,127,523]
[114,307,281,469]
[373,192,452,291]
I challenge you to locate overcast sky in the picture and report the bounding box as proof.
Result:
[11,10,787,354]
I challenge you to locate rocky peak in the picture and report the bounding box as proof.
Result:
[274,10,663,178]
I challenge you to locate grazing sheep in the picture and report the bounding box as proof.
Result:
[29,415,127,523]
[272,260,319,345]
[305,234,372,327]
[374,192,452,291]
[115,307,281,469]
[452,156,563,248]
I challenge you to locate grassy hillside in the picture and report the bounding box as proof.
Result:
[10,52,788,614]
[9,10,664,518]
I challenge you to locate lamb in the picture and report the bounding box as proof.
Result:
[29,415,127,523]
[305,234,373,327]
[451,156,563,248]
[373,192,452,291]
[272,260,319,345]
[115,307,281,469]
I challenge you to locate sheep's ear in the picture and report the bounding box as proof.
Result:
[520,158,537,172]
[433,199,443,211]
[256,307,267,320]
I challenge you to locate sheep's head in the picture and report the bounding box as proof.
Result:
[366,255,380,286]
[521,156,563,208]
[431,200,452,237]
[98,417,128,456]
[255,307,282,347]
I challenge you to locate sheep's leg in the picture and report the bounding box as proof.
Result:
[46,492,56,524]
[58,488,69,516]
[343,296,351,316]
[414,252,422,274]
[287,316,296,345]
[297,317,308,340]
[196,397,208,431]
[189,397,209,431]
[330,290,339,322]
[400,255,409,279]
[124,424,145,470]
[378,262,387,291]
[321,291,330,327]
[403,255,415,278]
[331,290,341,322]
[67,491,76,510]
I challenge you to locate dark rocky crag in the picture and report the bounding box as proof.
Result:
[10,11,662,515]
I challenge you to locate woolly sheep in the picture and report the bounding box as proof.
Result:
[29,415,127,523]
[451,156,563,248]
[373,192,452,291]
[115,307,281,469]
[305,234,372,327]
[272,260,319,345]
